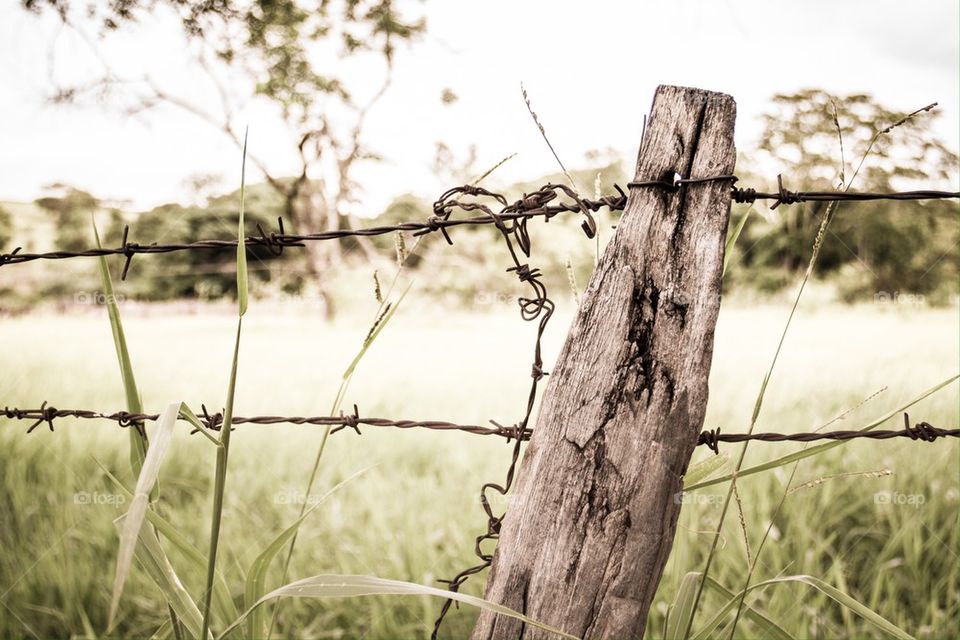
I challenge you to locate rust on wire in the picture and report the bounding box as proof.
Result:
[1,405,529,439]
[425,182,568,637]
[693,414,958,454]
[4,405,955,449]
[627,173,959,209]
[728,175,960,209]
[0,184,625,275]
[1,178,957,274]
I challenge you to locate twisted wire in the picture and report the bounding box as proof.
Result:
[4,405,954,448]
[2,175,956,274]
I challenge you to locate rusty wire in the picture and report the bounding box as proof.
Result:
[729,175,960,209]
[627,173,960,209]
[1,175,957,274]
[694,413,958,453]
[424,183,568,637]
[4,404,955,449]
[0,184,625,276]
[1,403,529,439]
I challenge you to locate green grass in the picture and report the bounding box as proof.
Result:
[0,301,957,639]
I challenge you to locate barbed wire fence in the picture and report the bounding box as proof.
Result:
[1,177,957,273]
[4,404,956,449]
[1,175,958,637]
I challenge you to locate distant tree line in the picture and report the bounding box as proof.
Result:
[16,0,957,310]
[8,89,959,311]
[726,90,958,304]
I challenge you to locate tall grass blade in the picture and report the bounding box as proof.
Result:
[685,374,958,491]
[565,258,581,304]
[268,264,416,638]
[223,574,579,640]
[96,461,240,628]
[245,468,369,638]
[201,130,249,639]
[723,207,752,276]
[79,610,97,640]
[96,216,180,633]
[199,283,241,638]
[521,83,577,192]
[114,514,208,639]
[148,619,173,640]
[93,217,148,478]
[469,152,517,186]
[342,284,411,382]
[689,574,793,640]
[665,572,702,640]
[786,469,892,495]
[706,575,914,640]
[109,402,178,629]
[683,452,730,488]
[179,402,223,446]
[236,129,249,317]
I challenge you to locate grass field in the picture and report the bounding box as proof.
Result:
[0,299,957,639]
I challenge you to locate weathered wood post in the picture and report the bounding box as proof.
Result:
[471,85,737,639]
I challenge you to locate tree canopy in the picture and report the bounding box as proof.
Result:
[731,89,958,302]
[754,89,957,190]
[23,0,426,314]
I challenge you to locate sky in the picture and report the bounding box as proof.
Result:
[1,0,958,215]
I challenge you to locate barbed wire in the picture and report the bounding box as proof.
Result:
[4,404,955,449]
[1,175,956,277]
[0,184,624,278]
[425,183,563,637]
[0,403,529,439]
[628,173,960,209]
[695,414,957,452]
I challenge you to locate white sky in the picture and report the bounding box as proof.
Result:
[1,0,958,214]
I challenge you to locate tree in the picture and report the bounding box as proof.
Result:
[755,90,956,190]
[735,89,959,299]
[34,184,101,252]
[22,0,425,312]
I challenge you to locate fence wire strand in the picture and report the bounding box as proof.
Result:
[1,175,956,274]
[3,405,955,448]
[426,183,564,636]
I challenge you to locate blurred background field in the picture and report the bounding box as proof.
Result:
[1,297,957,638]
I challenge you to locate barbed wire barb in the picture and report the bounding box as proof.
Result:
[3,405,954,449]
[1,178,956,270]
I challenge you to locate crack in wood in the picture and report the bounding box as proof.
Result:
[672,98,709,253]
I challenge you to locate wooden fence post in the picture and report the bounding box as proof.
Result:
[470,85,737,639]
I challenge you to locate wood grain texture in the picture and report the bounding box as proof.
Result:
[470,85,737,640]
